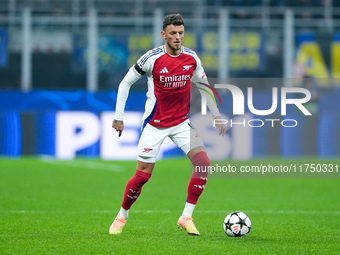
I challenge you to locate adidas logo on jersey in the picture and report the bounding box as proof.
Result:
[160,67,169,73]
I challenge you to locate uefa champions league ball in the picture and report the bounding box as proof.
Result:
[223,211,251,237]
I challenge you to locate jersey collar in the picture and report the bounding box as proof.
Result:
[163,45,182,57]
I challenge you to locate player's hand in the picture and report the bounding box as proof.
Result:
[112,119,124,137]
[214,116,227,136]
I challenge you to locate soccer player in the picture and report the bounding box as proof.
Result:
[109,13,226,236]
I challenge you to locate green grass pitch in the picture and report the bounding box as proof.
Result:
[1,157,339,254]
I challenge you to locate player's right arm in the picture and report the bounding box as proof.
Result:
[113,48,154,136]
[112,65,144,136]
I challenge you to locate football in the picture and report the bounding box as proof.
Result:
[223,211,251,237]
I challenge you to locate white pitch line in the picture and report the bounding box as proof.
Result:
[3,210,340,215]
[39,158,124,172]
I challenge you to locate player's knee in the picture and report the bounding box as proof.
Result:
[137,159,155,174]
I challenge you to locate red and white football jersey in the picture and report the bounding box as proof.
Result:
[134,45,206,128]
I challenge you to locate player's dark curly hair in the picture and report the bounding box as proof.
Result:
[163,14,184,31]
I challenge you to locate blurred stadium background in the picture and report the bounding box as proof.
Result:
[0,0,339,159]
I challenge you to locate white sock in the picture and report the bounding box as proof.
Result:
[117,207,129,220]
[181,202,196,218]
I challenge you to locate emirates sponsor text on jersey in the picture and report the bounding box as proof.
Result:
[160,74,192,88]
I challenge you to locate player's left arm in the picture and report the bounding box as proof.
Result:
[192,56,227,136]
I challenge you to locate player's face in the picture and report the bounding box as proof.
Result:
[162,24,184,55]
